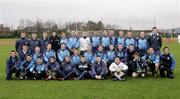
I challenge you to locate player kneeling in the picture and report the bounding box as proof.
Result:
[30,57,45,80]
[19,55,33,80]
[6,50,20,80]
[131,52,148,78]
[45,56,60,80]
[89,55,108,80]
[109,57,128,81]
[75,55,92,80]
[159,47,176,79]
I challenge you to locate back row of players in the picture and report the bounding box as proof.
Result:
[6,27,176,81]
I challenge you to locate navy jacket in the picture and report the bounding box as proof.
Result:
[45,61,60,72]
[6,56,19,74]
[91,61,108,76]
[15,38,29,53]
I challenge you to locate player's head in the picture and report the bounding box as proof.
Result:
[80,55,86,63]
[35,46,40,53]
[21,32,26,38]
[64,55,71,62]
[114,57,120,64]
[127,31,133,37]
[118,31,124,37]
[36,57,43,64]
[152,27,157,32]
[96,55,101,63]
[43,32,48,38]
[10,50,17,58]
[117,44,123,51]
[140,31,145,38]
[47,43,52,51]
[32,33,37,39]
[163,47,170,55]
[98,45,104,52]
[73,48,79,55]
[52,32,57,37]
[60,43,66,50]
[50,56,56,63]
[87,45,92,52]
[22,44,28,50]
[134,52,140,60]
[26,55,32,62]
[109,44,114,50]
[148,47,154,54]
[128,44,135,52]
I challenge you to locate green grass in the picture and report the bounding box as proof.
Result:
[0,41,180,99]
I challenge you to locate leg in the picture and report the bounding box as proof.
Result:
[77,71,88,80]
[132,72,138,78]
[64,70,76,80]
[89,71,95,79]
[159,65,165,78]
[167,68,174,79]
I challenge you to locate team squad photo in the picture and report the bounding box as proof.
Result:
[6,27,176,81]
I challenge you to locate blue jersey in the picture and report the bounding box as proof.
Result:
[30,63,45,73]
[125,37,137,48]
[43,50,56,63]
[91,36,101,48]
[57,49,70,62]
[137,38,148,50]
[94,51,107,62]
[84,51,94,64]
[117,37,125,47]
[60,38,68,45]
[71,55,81,65]
[101,36,110,48]
[32,52,43,62]
[109,36,116,45]
[142,53,159,64]
[106,50,116,62]
[67,37,80,49]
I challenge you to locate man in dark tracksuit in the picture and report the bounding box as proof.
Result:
[159,47,176,79]
[75,56,91,80]
[131,52,148,78]
[6,50,20,80]
[49,32,60,52]
[60,56,77,80]
[28,33,40,54]
[15,32,29,53]
[18,44,31,62]
[126,44,136,76]
[45,56,60,80]
[19,55,33,80]
[148,27,162,55]
[89,55,108,80]
[39,32,50,53]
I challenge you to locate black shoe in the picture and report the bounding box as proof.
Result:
[113,78,118,81]
[119,78,125,81]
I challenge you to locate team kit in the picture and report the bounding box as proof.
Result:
[6,27,176,81]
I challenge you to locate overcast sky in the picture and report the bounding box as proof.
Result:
[0,0,180,30]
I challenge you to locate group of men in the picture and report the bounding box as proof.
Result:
[6,27,176,81]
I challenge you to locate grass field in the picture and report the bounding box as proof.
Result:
[0,39,180,99]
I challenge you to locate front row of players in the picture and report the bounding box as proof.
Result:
[6,46,176,81]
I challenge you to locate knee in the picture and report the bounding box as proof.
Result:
[132,72,138,78]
